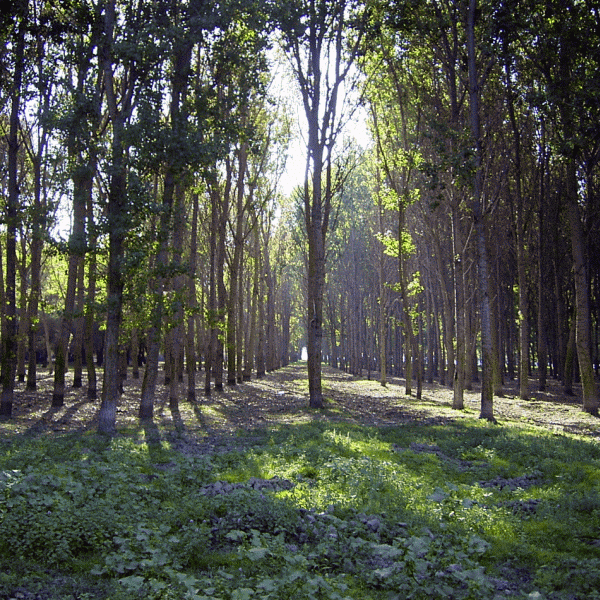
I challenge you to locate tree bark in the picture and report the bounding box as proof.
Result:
[565,161,599,415]
[227,143,248,385]
[205,184,218,395]
[84,192,98,400]
[72,255,86,388]
[0,6,25,418]
[467,0,495,421]
[452,206,465,409]
[504,58,530,401]
[97,0,131,434]
[16,237,28,383]
[187,193,199,402]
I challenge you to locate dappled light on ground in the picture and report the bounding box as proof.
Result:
[1,363,598,439]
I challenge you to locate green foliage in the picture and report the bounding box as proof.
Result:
[375,229,415,259]
[1,419,600,599]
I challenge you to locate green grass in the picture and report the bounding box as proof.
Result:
[1,417,600,599]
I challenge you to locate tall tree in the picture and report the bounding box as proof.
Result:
[0,0,27,418]
[97,0,141,433]
[281,0,367,408]
[467,0,495,421]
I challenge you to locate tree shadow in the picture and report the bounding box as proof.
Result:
[141,417,162,446]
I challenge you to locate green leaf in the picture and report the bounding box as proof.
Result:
[118,575,145,590]
[257,578,278,592]
[231,589,255,599]
[246,546,269,561]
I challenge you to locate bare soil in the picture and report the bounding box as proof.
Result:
[2,363,598,441]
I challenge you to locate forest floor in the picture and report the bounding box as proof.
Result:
[3,362,598,442]
[2,362,600,600]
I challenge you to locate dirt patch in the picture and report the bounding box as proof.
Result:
[1,363,598,440]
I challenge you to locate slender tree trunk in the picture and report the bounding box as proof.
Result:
[97,0,130,434]
[244,223,260,380]
[27,155,44,391]
[264,236,277,372]
[227,143,248,385]
[505,59,530,401]
[537,142,548,391]
[205,185,219,395]
[168,184,186,412]
[565,162,599,415]
[131,328,140,380]
[256,226,266,379]
[187,193,199,401]
[84,193,97,399]
[555,39,598,413]
[452,206,465,409]
[306,177,325,407]
[467,0,494,421]
[491,266,504,397]
[215,181,229,392]
[281,280,291,368]
[72,257,85,388]
[398,205,413,396]
[0,9,25,418]
[564,314,576,395]
[434,239,454,386]
[140,197,169,418]
[98,157,126,433]
[416,309,423,400]
[425,275,434,384]
[16,237,28,383]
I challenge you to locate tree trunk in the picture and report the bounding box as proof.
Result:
[27,158,44,391]
[243,222,259,381]
[187,193,199,402]
[215,178,229,391]
[0,8,25,419]
[505,59,530,401]
[467,0,495,422]
[565,161,599,415]
[205,185,218,396]
[256,226,266,379]
[227,143,248,385]
[131,328,140,380]
[537,133,549,391]
[168,184,186,412]
[84,192,97,400]
[263,234,277,372]
[72,256,85,388]
[97,0,130,434]
[16,237,28,383]
[452,206,465,409]
[306,176,325,407]
[397,205,413,396]
[564,314,576,396]
[139,189,169,418]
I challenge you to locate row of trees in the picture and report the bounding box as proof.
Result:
[1,0,599,433]
[321,0,600,418]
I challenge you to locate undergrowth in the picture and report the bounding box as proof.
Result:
[1,416,600,599]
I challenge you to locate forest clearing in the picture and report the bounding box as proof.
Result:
[1,362,599,600]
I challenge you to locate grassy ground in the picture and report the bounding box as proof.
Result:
[0,363,599,599]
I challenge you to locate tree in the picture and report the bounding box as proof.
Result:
[281,0,367,408]
[96,0,143,433]
[0,0,27,419]
[467,0,495,421]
